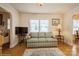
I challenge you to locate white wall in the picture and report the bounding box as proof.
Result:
[1,3,78,47]
[0,4,19,48]
[19,13,63,36]
[20,6,79,46]
[63,6,79,46]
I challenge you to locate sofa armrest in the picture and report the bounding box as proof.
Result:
[51,36,54,38]
[26,35,31,39]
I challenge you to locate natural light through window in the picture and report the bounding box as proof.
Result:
[73,19,79,34]
[30,20,49,32]
[7,18,10,29]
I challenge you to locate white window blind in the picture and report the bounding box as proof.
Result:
[40,20,48,32]
[30,20,49,32]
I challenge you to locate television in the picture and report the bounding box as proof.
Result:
[15,27,28,35]
[0,14,3,25]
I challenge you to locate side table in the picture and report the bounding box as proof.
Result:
[56,35,64,44]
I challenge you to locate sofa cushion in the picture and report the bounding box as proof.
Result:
[27,38,39,43]
[38,38,47,42]
[27,38,47,43]
[46,38,57,42]
[38,32,45,38]
[27,38,57,43]
[30,32,38,38]
[45,32,53,38]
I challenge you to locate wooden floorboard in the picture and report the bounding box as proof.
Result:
[2,42,78,56]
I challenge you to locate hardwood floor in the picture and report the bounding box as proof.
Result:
[2,42,79,56]
[0,49,2,56]
[2,43,26,56]
[58,42,72,56]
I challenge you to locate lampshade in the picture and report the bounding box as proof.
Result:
[57,24,62,35]
[57,24,62,29]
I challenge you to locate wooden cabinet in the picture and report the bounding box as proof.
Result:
[0,35,4,49]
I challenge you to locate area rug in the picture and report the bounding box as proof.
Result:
[23,48,65,56]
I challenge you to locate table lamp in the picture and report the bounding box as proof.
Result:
[57,24,61,35]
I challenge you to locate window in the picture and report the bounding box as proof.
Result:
[40,20,49,32]
[7,18,10,29]
[30,20,49,32]
[30,20,39,32]
[73,19,79,34]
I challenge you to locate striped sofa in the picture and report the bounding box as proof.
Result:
[27,32,58,48]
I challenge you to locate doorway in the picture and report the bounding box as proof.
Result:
[0,7,11,49]
[73,14,79,44]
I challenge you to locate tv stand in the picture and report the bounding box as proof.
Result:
[18,34,26,44]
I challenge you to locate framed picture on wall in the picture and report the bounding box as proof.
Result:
[52,19,60,26]
[0,14,3,25]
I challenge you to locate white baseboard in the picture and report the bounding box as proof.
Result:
[10,36,18,48]
[10,41,18,48]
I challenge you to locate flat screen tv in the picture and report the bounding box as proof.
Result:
[15,27,28,35]
[0,14,3,25]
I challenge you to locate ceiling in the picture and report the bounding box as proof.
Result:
[0,7,7,12]
[10,3,79,14]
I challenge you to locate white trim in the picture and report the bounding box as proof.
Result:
[10,41,18,48]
